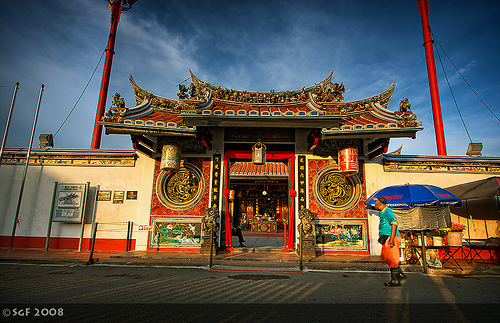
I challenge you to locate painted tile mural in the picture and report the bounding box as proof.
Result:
[150,218,202,247]
[315,220,368,250]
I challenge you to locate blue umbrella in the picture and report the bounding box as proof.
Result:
[366,184,461,209]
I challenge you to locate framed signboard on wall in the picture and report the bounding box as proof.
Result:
[52,183,89,223]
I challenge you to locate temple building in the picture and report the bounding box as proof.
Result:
[1,70,499,255]
[99,70,423,254]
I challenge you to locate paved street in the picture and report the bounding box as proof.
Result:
[0,262,498,322]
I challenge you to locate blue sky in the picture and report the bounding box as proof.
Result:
[1,0,499,156]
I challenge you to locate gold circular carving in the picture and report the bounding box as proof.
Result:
[156,163,204,210]
[313,167,361,212]
[165,168,199,203]
[318,172,352,206]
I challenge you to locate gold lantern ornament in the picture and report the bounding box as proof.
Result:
[252,139,266,164]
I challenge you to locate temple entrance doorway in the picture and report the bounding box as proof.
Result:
[223,150,296,252]
[229,181,289,249]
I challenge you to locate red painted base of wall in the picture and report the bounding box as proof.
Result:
[0,236,135,251]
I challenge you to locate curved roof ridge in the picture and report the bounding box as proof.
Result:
[189,69,334,96]
[322,82,395,109]
[129,74,191,111]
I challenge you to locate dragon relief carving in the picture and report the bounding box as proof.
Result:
[396,98,423,128]
[398,97,412,112]
[176,79,347,104]
[313,139,361,158]
[102,92,126,122]
[313,82,346,102]
[177,82,207,101]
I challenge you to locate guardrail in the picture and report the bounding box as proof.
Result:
[86,221,134,265]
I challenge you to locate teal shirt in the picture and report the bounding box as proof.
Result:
[379,207,400,237]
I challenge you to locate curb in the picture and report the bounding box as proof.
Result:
[2,255,499,276]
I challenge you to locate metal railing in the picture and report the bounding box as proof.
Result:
[86,221,134,265]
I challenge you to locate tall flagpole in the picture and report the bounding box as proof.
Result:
[10,84,45,250]
[91,0,123,149]
[0,82,20,167]
[417,0,447,156]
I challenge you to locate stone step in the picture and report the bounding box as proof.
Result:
[230,247,285,253]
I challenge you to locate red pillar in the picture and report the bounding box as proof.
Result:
[91,0,123,149]
[417,0,447,155]
[223,153,232,251]
[288,155,295,251]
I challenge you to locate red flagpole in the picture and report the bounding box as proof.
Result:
[417,0,447,156]
[91,0,123,149]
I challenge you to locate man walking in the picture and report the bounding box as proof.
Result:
[373,197,406,286]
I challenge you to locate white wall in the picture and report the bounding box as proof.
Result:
[0,150,155,250]
[364,156,495,255]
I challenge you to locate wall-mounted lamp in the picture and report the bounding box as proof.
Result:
[466,143,483,156]
[39,134,54,148]
[252,139,266,164]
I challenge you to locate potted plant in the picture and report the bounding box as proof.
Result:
[429,228,450,246]
[446,222,466,246]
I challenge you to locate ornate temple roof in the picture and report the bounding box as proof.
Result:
[100,70,422,146]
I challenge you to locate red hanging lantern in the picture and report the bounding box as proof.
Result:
[338,147,358,174]
[161,144,181,171]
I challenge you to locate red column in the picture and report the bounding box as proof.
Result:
[91,0,123,149]
[417,0,447,155]
[288,155,295,251]
[223,154,233,251]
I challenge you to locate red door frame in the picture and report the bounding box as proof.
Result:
[223,150,295,251]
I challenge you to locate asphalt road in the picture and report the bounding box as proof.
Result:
[0,262,498,322]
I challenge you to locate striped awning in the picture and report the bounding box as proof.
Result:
[230,162,289,178]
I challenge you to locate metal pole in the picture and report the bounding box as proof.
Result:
[0,82,20,167]
[45,182,58,250]
[126,221,131,251]
[466,199,471,241]
[421,231,428,274]
[282,222,288,252]
[10,84,44,250]
[86,222,98,265]
[78,182,91,251]
[299,234,303,272]
[209,224,214,268]
[416,0,447,155]
[88,184,100,249]
[91,0,123,149]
